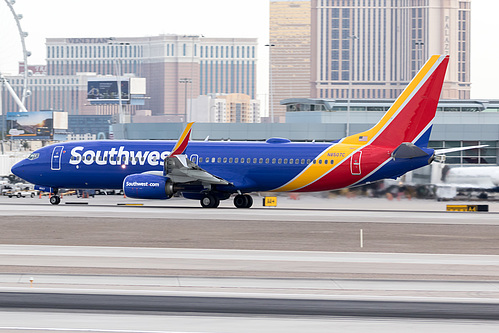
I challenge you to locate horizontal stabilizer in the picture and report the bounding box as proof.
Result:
[434,145,488,155]
[391,142,429,159]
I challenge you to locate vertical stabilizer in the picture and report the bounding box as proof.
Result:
[343,55,449,148]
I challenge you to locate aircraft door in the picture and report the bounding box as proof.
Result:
[350,151,362,175]
[190,154,199,164]
[51,146,64,171]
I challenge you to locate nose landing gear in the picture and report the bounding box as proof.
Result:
[49,188,61,205]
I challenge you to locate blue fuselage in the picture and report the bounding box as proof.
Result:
[12,139,433,194]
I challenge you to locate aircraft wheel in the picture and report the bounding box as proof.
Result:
[234,194,248,208]
[201,194,219,208]
[49,195,61,205]
[244,194,253,208]
[234,194,253,208]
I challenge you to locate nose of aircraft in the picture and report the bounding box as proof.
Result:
[11,159,26,178]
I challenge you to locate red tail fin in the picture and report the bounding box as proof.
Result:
[343,55,449,148]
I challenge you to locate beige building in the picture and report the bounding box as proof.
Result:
[189,93,260,123]
[310,0,471,100]
[269,0,312,123]
[218,93,255,123]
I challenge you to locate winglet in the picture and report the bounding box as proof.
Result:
[170,122,194,157]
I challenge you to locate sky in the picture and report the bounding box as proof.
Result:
[1,0,498,106]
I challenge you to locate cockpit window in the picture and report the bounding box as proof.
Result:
[27,153,40,160]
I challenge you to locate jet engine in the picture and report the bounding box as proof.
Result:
[123,173,174,200]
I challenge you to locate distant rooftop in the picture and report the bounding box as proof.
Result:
[281,99,499,113]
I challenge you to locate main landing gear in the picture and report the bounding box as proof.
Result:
[233,194,253,208]
[200,193,220,208]
[199,193,253,209]
[49,188,61,205]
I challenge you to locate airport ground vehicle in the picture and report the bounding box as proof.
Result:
[2,183,36,198]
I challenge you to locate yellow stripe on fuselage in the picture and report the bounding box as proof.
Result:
[273,142,359,192]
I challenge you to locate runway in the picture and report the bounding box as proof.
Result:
[0,195,498,331]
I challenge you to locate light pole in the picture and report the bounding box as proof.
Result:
[108,39,130,124]
[179,78,192,122]
[184,35,203,120]
[346,35,358,137]
[265,44,275,123]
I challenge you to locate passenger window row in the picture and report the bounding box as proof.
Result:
[199,157,335,166]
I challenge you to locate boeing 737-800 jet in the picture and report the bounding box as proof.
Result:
[11,55,481,208]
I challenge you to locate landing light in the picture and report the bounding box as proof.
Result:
[121,164,126,169]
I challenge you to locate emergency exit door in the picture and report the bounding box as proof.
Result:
[350,151,362,175]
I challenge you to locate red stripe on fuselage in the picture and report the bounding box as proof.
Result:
[296,146,390,192]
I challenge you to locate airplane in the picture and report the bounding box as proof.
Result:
[443,166,499,188]
[427,163,499,200]
[11,54,483,208]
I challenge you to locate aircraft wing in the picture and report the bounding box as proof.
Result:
[164,155,231,185]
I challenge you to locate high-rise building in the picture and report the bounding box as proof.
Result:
[310,0,471,100]
[269,0,312,123]
[269,0,471,122]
